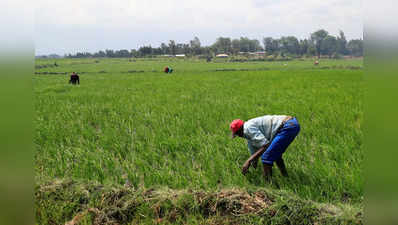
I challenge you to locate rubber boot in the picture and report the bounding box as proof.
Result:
[262,163,273,182]
[276,158,288,177]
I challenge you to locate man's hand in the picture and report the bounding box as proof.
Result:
[251,159,258,169]
[241,144,269,175]
[242,160,252,175]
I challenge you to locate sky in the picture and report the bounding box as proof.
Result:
[35,0,363,55]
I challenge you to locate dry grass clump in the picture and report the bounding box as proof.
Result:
[36,179,362,225]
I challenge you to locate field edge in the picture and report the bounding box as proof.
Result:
[35,179,363,225]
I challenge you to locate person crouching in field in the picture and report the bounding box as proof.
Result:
[164,66,173,74]
[230,115,300,182]
[69,72,80,85]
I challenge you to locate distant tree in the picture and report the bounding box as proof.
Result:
[337,30,349,55]
[238,37,251,52]
[138,46,153,56]
[237,37,262,53]
[248,39,262,52]
[279,36,300,55]
[321,35,338,58]
[213,37,232,53]
[308,45,317,56]
[182,44,191,55]
[152,47,162,55]
[202,46,214,56]
[174,43,183,54]
[62,29,359,59]
[76,52,92,58]
[105,49,115,58]
[94,50,106,57]
[116,49,131,58]
[299,39,310,56]
[347,39,363,57]
[190,37,201,55]
[160,43,169,55]
[263,37,279,55]
[310,29,329,58]
[231,39,240,54]
[130,49,139,58]
[100,50,107,57]
[168,40,177,55]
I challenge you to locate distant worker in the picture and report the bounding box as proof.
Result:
[164,66,173,74]
[230,115,300,182]
[69,72,80,85]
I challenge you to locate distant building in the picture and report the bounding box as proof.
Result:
[175,54,186,57]
[216,54,229,58]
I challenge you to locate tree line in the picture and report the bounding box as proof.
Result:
[65,29,363,59]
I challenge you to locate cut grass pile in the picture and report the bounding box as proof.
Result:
[36,179,362,225]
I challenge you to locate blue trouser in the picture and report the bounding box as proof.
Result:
[261,118,300,165]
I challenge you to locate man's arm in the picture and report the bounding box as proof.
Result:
[242,143,270,175]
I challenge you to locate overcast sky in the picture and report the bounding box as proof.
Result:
[35,0,363,55]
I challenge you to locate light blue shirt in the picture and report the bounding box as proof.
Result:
[243,115,288,154]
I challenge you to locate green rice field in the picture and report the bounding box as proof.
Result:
[34,57,363,224]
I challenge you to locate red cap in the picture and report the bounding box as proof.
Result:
[230,119,244,138]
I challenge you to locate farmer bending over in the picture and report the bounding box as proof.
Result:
[230,115,300,182]
[164,66,173,74]
[69,72,80,85]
